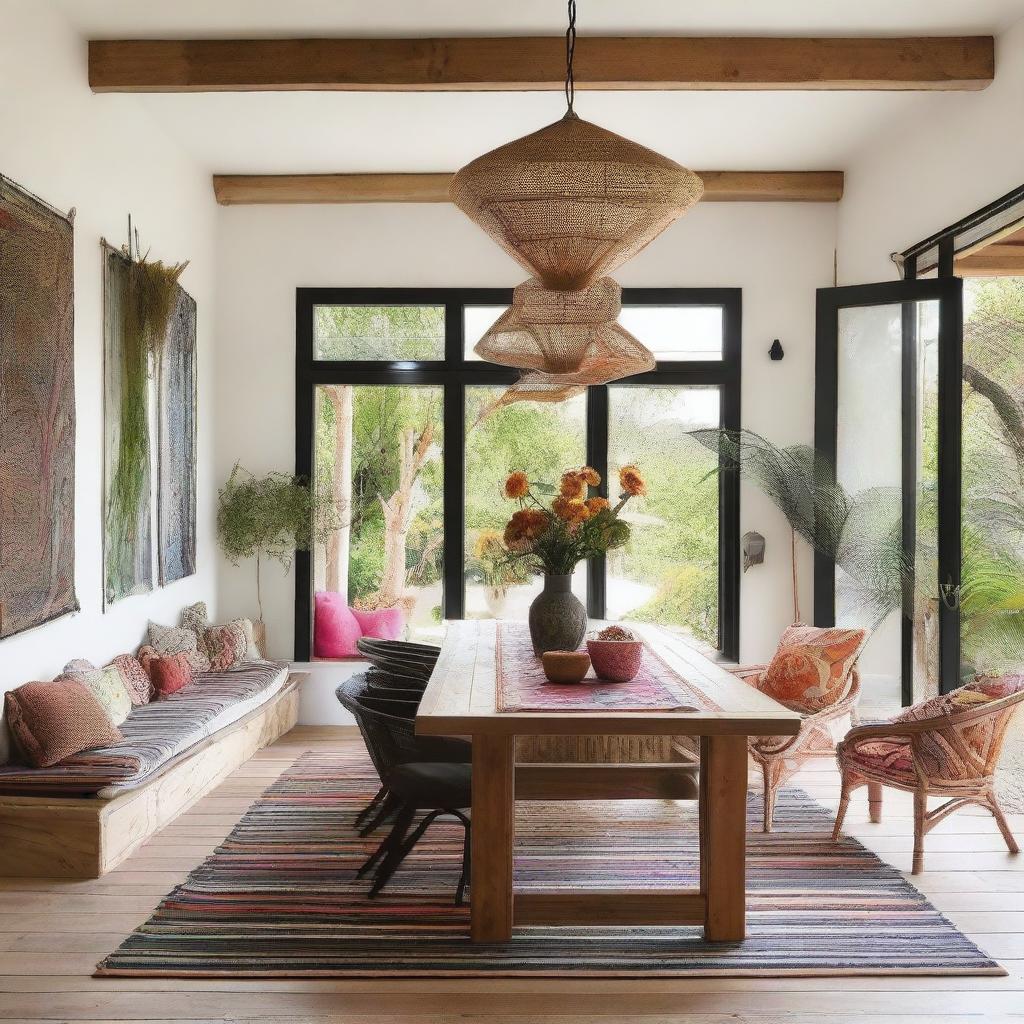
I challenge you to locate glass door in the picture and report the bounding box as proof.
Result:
[815,278,963,707]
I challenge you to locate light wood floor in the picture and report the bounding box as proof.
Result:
[2,725,1023,1024]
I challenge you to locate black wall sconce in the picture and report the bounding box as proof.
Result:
[742,531,766,572]
[769,339,784,361]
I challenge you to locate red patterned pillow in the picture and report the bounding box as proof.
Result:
[760,624,868,713]
[203,621,248,671]
[4,681,123,768]
[149,654,195,699]
[107,653,152,705]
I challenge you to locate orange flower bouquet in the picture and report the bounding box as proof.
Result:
[502,464,645,576]
[500,464,647,655]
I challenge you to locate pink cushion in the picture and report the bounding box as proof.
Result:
[351,606,404,641]
[314,592,363,658]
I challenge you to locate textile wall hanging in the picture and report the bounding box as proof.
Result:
[102,239,190,605]
[157,286,197,586]
[0,175,78,638]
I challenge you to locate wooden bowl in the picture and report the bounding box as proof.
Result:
[586,638,643,683]
[541,650,592,684]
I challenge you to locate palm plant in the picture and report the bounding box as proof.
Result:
[689,428,909,627]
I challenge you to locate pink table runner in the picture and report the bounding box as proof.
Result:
[495,621,720,713]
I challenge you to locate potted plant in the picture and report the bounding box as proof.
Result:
[501,464,644,654]
[466,528,532,617]
[217,464,340,655]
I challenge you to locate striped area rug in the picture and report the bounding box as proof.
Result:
[96,750,1002,977]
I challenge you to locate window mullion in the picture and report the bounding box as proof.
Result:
[586,384,610,620]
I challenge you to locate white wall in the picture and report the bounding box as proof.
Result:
[0,1,219,691]
[215,200,838,667]
[839,16,1024,283]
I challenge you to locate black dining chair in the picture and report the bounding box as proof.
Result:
[356,638,439,685]
[338,677,470,902]
[348,691,471,903]
[337,673,470,836]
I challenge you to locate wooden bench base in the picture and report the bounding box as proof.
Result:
[0,674,302,879]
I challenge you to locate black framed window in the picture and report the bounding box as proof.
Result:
[295,288,741,661]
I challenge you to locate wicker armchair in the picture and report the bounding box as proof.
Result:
[733,664,862,832]
[833,687,1024,873]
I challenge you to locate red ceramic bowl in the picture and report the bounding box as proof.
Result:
[586,638,643,683]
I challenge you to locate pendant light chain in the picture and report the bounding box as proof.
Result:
[564,0,577,115]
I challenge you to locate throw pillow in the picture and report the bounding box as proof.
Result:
[148,621,211,674]
[314,591,362,658]
[136,644,160,678]
[4,681,123,769]
[69,666,132,726]
[107,653,152,705]
[149,654,196,699]
[203,621,249,672]
[894,672,1024,724]
[180,601,211,655]
[760,624,868,713]
[63,658,95,675]
[351,606,404,642]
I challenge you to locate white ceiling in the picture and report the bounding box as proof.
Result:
[49,0,1024,177]
[50,0,1024,37]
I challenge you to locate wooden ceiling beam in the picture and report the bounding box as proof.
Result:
[212,171,845,205]
[89,37,994,93]
[955,241,1024,277]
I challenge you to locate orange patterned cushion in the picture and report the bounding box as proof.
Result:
[760,624,868,713]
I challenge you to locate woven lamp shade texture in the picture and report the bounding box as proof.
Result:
[450,113,704,291]
[475,276,655,384]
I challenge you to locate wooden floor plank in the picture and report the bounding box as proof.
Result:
[0,728,1021,1020]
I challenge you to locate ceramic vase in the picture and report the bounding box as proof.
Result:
[528,573,587,655]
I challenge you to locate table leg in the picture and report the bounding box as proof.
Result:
[470,733,515,942]
[699,734,748,941]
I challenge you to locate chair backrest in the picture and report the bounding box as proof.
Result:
[356,638,439,683]
[908,687,1024,782]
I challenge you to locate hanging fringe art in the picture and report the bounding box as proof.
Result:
[103,227,191,605]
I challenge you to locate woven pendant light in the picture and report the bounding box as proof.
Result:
[452,0,702,405]
[474,276,655,382]
[450,114,703,290]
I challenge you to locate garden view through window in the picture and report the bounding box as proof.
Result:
[299,290,740,656]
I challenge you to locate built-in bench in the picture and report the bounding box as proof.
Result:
[0,671,305,878]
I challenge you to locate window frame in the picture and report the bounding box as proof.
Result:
[295,286,741,661]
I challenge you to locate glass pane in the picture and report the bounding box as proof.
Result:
[464,386,587,617]
[960,277,1024,678]
[835,301,939,708]
[464,306,507,361]
[313,305,444,360]
[313,384,444,645]
[618,306,723,360]
[607,386,720,646]
[465,304,724,362]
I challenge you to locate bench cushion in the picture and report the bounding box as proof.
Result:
[0,662,288,797]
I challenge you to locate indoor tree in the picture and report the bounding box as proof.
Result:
[217,464,340,648]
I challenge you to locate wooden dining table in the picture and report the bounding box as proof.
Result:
[415,619,802,944]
